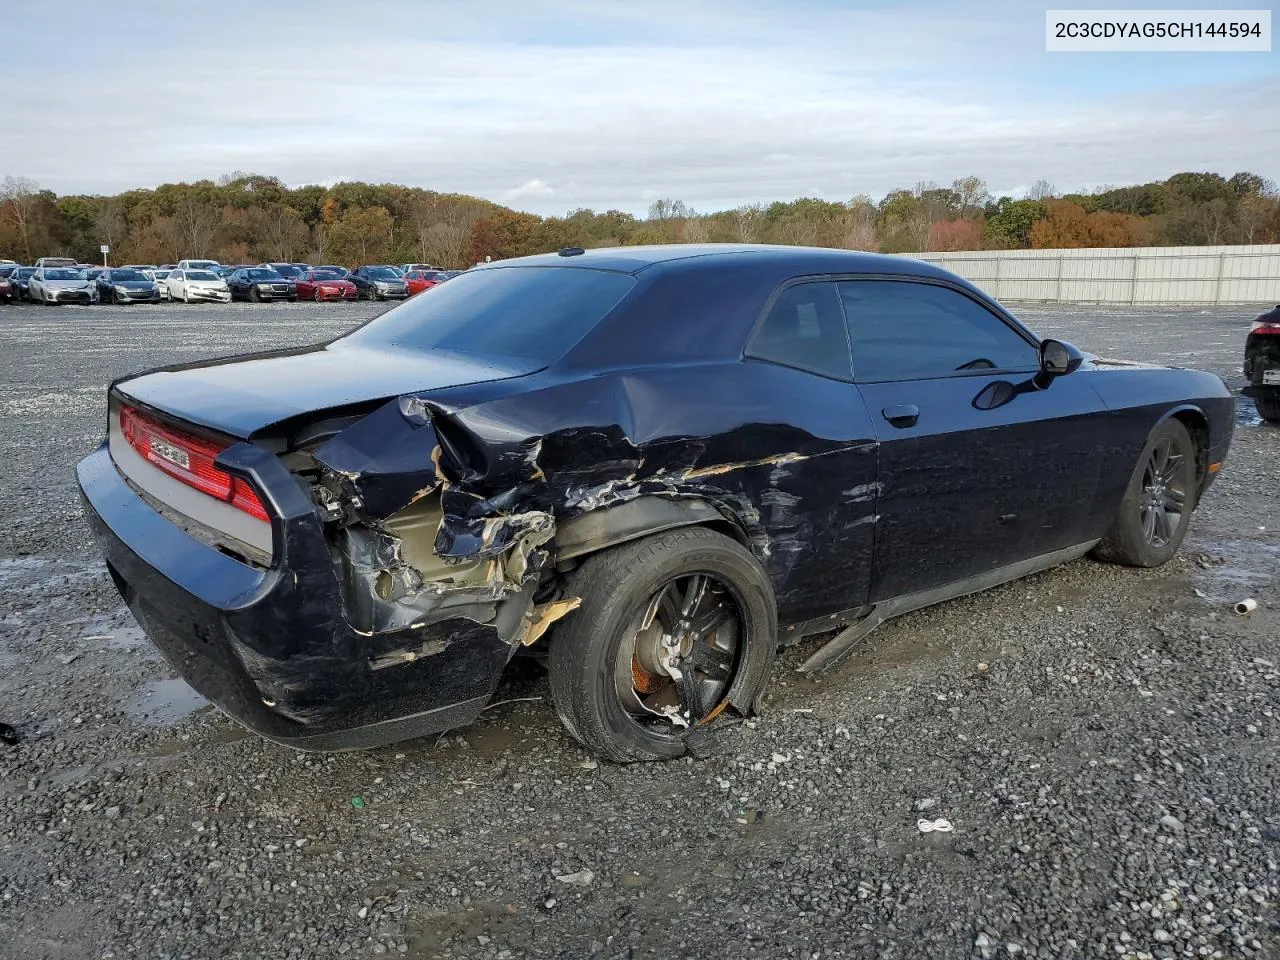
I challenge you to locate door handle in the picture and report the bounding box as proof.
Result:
[882,404,919,428]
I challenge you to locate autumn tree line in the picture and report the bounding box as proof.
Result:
[1,170,1276,269]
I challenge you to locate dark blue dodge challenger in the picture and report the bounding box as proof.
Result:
[77,245,1234,761]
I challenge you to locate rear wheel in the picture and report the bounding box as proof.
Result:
[1093,419,1197,567]
[549,527,776,762]
[1255,392,1280,424]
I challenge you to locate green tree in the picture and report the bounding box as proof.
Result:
[326,206,395,265]
[983,198,1046,249]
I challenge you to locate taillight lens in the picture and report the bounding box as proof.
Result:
[119,405,269,521]
[1251,322,1280,336]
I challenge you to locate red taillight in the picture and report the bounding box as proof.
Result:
[1251,322,1280,336]
[119,405,269,521]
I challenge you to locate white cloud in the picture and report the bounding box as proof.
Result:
[506,179,556,200]
[0,0,1274,214]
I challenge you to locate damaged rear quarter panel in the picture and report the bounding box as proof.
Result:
[312,355,881,631]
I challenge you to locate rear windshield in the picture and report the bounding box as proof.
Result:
[342,266,636,365]
[270,264,302,278]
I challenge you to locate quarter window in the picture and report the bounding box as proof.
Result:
[838,280,1039,382]
[746,281,852,381]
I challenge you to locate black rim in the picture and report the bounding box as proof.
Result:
[614,573,742,734]
[1140,436,1186,548]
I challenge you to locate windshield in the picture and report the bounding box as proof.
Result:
[151,270,169,279]
[45,269,83,280]
[187,270,220,281]
[310,270,343,280]
[109,269,148,282]
[246,269,281,280]
[343,266,636,365]
[366,267,400,280]
[0,266,16,277]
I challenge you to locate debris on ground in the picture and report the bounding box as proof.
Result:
[553,868,594,886]
[917,818,954,833]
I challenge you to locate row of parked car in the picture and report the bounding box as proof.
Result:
[0,257,463,305]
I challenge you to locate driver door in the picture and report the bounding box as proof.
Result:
[841,278,1108,602]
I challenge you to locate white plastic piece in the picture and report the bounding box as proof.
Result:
[1235,598,1258,615]
[917,817,954,833]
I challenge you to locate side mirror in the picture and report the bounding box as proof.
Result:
[1037,338,1083,385]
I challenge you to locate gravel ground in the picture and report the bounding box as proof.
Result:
[0,300,1277,960]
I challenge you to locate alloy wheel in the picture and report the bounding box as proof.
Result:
[1139,436,1186,548]
[614,573,741,733]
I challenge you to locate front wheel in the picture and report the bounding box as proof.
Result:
[1093,418,1198,568]
[548,527,777,763]
[1255,392,1280,424]
[249,287,261,303]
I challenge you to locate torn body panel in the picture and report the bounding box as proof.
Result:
[310,359,882,638]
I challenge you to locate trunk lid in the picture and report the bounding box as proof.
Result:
[115,342,534,439]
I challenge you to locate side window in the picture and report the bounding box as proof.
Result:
[838,280,1039,382]
[745,281,851,381]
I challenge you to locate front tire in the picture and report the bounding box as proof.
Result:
[548,527,777,763]
[249,287,261,303]
[1093,419,1198,568]
[1255,393,1280,424]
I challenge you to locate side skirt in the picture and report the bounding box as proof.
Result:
[799,540,1100,675]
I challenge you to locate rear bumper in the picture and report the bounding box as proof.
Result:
[76,443,514,750]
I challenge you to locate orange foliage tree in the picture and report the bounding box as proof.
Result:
[927,218,984,251]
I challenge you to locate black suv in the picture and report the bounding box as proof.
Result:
[1243,305,1280,423]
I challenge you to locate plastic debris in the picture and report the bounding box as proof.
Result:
[351,796,366,809]
[917,817,954,833]
[1235,598,1258,615]
[554,868,594,886]
[0,722,17,746]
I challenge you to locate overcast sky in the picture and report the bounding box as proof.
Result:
[3,0,1276,214]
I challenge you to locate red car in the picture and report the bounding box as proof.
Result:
[295,269,357,302]
[404,269,447,295]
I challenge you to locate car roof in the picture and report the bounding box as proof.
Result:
[478,243,960,282]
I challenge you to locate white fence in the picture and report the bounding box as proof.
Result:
[905,244,1280,305]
